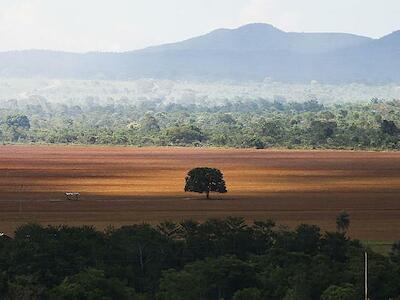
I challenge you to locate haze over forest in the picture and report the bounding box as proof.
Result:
[1,23,400,84]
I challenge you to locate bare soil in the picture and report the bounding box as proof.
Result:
[0,145,399,240]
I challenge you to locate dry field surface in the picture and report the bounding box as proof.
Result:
[0,145,400,240]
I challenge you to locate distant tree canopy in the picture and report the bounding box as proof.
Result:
[184,167,227,199]
[381,119,399,136]
[6,114,30,130]
[308,120,337,143]
[0,98,399,150]
[140,113,160,133]
[165,125,205,144]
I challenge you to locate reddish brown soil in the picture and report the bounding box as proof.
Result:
[0,145,399,240]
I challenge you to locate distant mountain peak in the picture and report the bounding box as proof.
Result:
[380,30,400,40]
[235,23,283,32]
[146,22,370,53]
[377,30,400,47]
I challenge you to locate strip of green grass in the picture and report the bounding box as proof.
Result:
[363,241,393,256]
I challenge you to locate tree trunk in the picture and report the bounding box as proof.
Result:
[206,190,210,199]
[138,245,144,273]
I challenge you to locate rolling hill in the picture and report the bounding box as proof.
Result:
[0,23,399,83]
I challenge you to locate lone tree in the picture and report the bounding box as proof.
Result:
[184,167,227,199]
[336,211,350,233]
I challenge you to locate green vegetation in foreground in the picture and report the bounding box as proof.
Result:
[0,98,399,150]
[0,218,399,299]
[363,240,394,256]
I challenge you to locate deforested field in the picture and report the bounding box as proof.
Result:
[0,145,400,240]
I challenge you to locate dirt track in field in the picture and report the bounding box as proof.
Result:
[0,145,399,240]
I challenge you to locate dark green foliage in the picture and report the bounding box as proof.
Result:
[104,224,177,293]
[2,114,31,142]
[303,99,324,112]
[49,268,138,300]
[308,120,337,144]
[241,136,265,149]
[320,284,357,300]
[0,219,399,300]
[217,113,237,125]
[140,114,160,133]
[164,124,205,144]
[158,256,256,300]
[184,167,227,199]
[232,288,262,300]
[381,119,399,136]
[6,275,46,300]
[6,114,30,129]
[390,241,400,264]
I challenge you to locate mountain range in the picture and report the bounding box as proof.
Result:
[1,23,400,83]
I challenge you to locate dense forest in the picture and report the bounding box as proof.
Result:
[0,218,399,299]
[0,97,399,150]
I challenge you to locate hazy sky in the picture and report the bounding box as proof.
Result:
[0,0,399,52]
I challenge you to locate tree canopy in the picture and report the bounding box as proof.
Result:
[6,114,30,130]
[184,167,227,199]
[0,219,399,299]
[1,97,399,150]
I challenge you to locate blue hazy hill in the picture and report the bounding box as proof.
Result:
[0,23,398,83]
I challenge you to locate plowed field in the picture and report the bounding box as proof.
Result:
[0,145,399,240]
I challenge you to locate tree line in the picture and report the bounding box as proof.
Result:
[0,218,399,299]
[0,98,399,150]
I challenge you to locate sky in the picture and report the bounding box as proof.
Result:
[0,0,399,52]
